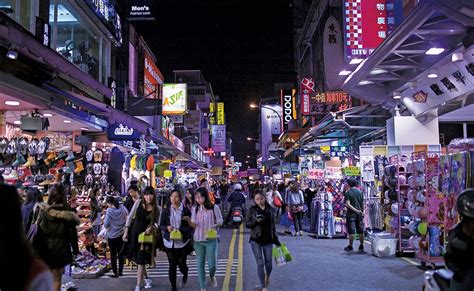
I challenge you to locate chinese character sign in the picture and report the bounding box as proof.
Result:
[211,125,226,152]
[309,91,352,121]
[300,78,314,116]
[343,0,403,60]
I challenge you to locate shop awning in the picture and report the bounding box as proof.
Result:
[276,127,310,149]
[342,0,473,110]
[158,143,210,172]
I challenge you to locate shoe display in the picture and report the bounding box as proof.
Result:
[12,154,26,167]
[74,160,84,173]
[66,151,75,161]
[23,156,36,167]
[3,170,18,180]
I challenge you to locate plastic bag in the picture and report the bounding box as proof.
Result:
[280,243,292,262]
[272,246,286,266]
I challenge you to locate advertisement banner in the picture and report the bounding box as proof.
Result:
[308,169,325,180]
[217,102,225,125]
[325,167,343,180]
[211,125,226,152]
[128,0,154,21]
[343,166,361,176]
[162,84,187,115]
[280,89,295,130]
[144,53,163,99]
[107,123,141,141]
[300,78,314,115]
[209,103,216,125]
[310,91,352,122]
[343,0,403,61]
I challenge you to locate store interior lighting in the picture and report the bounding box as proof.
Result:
[369,68,387,75]
[452,52,463,62]
[13,120,21,125]
[81,127,89,131]
[427,69,438,79]
[43,113,53,117]
[6,48,18,60]
[425,47,445,55]
[393,91,402,99]
[63,119,72,123]
[338,70,352,76]
[4,101,20,106]
[358,80,373,85]
[349,58,364,65]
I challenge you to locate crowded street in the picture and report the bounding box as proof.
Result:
[1,0,474,291]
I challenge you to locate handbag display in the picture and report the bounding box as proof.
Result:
[138,232,154,244]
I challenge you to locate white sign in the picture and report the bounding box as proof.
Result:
[114,124,134,136]
[162,84,187,115]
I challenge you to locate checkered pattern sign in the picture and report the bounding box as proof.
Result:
[345,0,363,49]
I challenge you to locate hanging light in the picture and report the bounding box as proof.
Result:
[393,91,402,99]
[427,69,438,79]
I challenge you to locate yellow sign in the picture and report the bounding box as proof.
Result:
[217,102,225,125]
[321,146,330,152]
[210,103,216,125]
[343,166,361,176]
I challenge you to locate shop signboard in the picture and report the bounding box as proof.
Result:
[323,16,344,90]
[144,53,163,99]
[238,171,248,178]
[325,167,343,180]
[211,125,226,152]
[300,78,314,115]
[107,123,140,141]
[162,84,187,115]
[217,102,225,125]
[310,91,352,122]
[280,89,296,130]
[343,0,403,61]
[247,168,258,176]
[35,17,50,47]
[308,169,325,180]
[128,0,155,20]
[330,146,348,158]
[84,0,122,44]
[343,166,361,176]
[211,167,223,176]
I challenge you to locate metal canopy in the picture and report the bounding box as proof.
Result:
[342,0,474,107]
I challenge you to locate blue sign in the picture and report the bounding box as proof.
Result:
[107,123,140,141]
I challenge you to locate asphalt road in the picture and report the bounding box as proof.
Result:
[72,214,428,291]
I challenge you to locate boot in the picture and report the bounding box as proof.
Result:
[54,159,66,170]
[12,154,26,167]
[74,160,84,173]
[23,156,36,167]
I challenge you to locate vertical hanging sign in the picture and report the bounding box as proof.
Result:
[300,78,314,115]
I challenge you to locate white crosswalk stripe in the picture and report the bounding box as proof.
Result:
[102,259,237,278]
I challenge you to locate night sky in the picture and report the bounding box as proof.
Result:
[135,0,296,166]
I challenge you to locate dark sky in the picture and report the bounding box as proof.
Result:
[135,0,296,165]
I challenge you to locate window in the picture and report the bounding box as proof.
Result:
[0,0,33,32]
[49,1,106,81]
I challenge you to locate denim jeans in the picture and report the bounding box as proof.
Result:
[193,240,218,289]
[250,240,273,288]
[292,211,303,233]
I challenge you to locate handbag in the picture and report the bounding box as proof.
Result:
[206,229,218,240]
[138,232,154,244]
[273,193,282,208]
[170,229,183,240]
[26,207,41,242]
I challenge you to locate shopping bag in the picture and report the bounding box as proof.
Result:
[272,246,286,266]
[280,243,293,262]
[138,232,154,244]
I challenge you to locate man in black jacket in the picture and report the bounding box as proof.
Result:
[224,183,246,226]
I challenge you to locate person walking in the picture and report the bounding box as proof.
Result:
[265,184,283,217]
[184,187,223,291]
[343,178,365,252]
[160,190,193,291]
[183,188,196,212]
[286,182,305,236]
[21,187,43,232]
[0,184,53,291]
[246,190,281,291]
[124,184,140,212]
[123,186,161,291]
[219,181,230,211]
[104,196,129,278]
[32,184,79,291]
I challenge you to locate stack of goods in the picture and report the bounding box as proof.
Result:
[71,250,110,279]
[84,148,111,191]
[382,164,400,233]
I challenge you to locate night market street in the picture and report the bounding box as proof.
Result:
[74,221,426,291]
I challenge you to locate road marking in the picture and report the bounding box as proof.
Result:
[222,228,237,291]
[401,257,419,266]
[236,224,244,291]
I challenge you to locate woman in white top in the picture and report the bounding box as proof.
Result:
[183,187,223,291]
[265,183,283,216]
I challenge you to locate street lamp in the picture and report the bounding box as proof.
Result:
[249,103,282,121]
[247,137,258,142]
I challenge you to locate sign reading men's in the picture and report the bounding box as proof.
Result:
[128,0,154,21]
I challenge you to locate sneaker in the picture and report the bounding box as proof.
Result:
[210,276,218,287]
[134,286,141,291]
[108,273,118,278]
[358,245,365,252]
[344,245,354,251]
[179,279,187,288]
[299,231,303,236]
[144,278,152,289]
[190,251,196,256]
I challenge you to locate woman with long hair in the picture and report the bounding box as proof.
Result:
[104,196,129,278]
[160,190,193,291]
[184,187,223,291]
[246,190,281,291]
[183,188,196,211]
[33,184,79,291]
[21,187,43,232]
[0,184,53,291]
[286,182,305,236]
[123,186,161,291]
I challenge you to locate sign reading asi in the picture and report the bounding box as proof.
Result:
[162,84,187,115]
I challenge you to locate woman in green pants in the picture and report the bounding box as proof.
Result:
[184,187,223,290]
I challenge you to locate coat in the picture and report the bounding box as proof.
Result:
[33,203,80,269]
[159,206,193,244]
[245,205,280,246]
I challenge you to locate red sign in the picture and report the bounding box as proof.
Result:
[144,53,163,99]
[310,91,352,121]
[308,169,325,180]
[300,78,314,116]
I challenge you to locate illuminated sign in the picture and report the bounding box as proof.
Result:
[128,0,154,20]
[85,0,122,45]
[343,0,402,60]
[144,53,163,99]
[280,89,295,130]
[310,91,352,121]
[162,84,187,115]
[217,102,225,125]
[211,125,226,152]
[300,78,314,115]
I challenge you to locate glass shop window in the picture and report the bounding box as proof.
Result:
[49,1,101,80]
[0,0,33,32]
